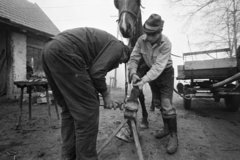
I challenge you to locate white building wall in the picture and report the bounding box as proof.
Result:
[11,32,27,95]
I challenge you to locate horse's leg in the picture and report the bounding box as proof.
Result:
[133,59,150,129]
[149,93,155,111]
[138,90,149,129]
[149,82,158,112]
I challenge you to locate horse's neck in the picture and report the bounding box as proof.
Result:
[137,12,143,38]
[129,13,143,47]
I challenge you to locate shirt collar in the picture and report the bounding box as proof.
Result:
[143,34,164,45]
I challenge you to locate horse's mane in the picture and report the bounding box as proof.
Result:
[137,0,145,9]
[139,0,145,9]
[138,0,141,7]
[237,46,240,58]
[114,0,144,9]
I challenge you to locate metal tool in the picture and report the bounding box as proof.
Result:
[99,101,125,110]
[97,104,144,160]
[98,62,144,159]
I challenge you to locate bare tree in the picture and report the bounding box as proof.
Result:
[168,0,240,56]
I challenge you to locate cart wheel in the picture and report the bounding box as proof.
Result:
[214,97,220,102]
[213,92,220,102]
[183,95,192,110]
[224,96,240,112]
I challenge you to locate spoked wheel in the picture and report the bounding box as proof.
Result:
[183,84,192,110]
[224,95,240,112]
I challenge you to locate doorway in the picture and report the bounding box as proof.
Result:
[0,29,7,96]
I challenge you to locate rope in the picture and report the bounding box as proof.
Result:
[171,54,182,58]
[173,88,192,100]
[124,63,128,103]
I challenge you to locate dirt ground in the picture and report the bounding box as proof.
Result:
[0,86,240,160]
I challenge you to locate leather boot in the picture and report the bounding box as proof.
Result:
[155,117,169,139]
[167,116,178,154]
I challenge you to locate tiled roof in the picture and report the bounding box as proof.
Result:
[0,0,60,36]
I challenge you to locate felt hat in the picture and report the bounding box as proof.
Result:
[143,14,164,34]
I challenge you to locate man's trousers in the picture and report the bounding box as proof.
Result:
[149,66,176,117]
[41,39,99,160]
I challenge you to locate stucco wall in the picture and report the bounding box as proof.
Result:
[11,32,27,95]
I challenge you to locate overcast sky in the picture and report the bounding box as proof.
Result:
[27,0,190,88]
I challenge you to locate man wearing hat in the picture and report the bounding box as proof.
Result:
[128,14,178,154]
[41,27,131,160]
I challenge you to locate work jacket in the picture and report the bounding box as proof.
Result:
[52,27,123,94]
[128,34,172,83]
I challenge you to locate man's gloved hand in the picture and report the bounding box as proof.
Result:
[101,90,117,109]
[133,80,145,90]
[131,73,141,84]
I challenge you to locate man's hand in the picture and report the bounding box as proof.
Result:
[131,73,141,84]
[101,90,117,109]
[133,80,145,90]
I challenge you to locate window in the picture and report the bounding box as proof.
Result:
[27,46,42,72]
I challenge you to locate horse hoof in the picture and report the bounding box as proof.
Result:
[140,122,149,129]
[125,101,139,111]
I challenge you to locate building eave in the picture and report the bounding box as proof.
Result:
[0,18,55,37]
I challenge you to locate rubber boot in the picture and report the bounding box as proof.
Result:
[167,116,178,154]
[155,117,169,139]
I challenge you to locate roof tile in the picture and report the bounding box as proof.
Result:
[0,0,60,36]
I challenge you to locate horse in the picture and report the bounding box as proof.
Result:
[114,0,153,129]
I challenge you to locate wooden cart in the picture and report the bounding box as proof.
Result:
[176,48,240,112]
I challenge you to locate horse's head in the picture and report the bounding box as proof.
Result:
[114,0,141,38]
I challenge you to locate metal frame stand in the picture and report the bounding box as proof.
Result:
[97,109,144,160]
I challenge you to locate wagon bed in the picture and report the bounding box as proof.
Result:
[176,48,240,112]
[177,48,238,80]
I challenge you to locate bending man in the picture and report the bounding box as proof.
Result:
[41,27,131,160]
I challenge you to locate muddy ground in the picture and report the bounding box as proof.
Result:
[0,85,240,160]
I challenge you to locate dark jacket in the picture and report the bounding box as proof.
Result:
[51,27,123,93]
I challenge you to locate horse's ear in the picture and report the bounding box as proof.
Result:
[138,0,144,8]
[114,0,119,9]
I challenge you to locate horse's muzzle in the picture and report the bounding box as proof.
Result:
[119,26,132,38]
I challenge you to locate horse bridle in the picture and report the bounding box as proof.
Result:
[117,9,140,37]
[118,10,138,23]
